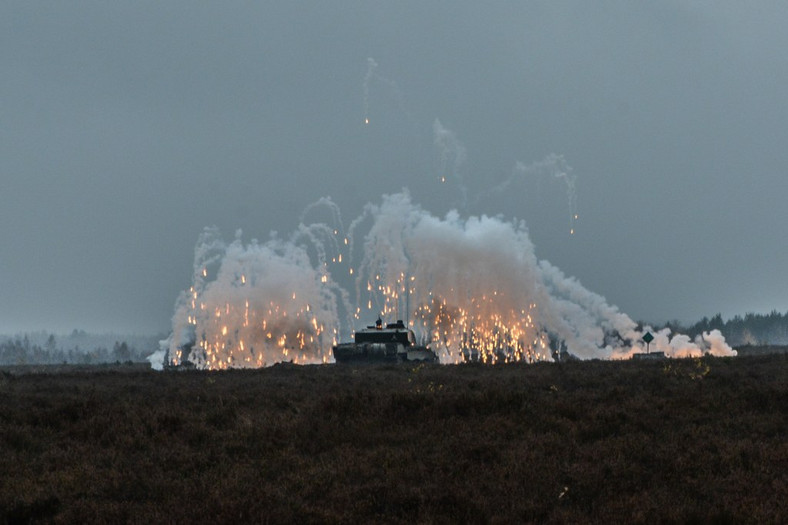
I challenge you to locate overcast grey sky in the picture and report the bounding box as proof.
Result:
[2,2,787,334]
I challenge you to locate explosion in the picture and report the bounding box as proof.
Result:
[353,193,549,364]
[163,228,344,369]
[154,192,735,370]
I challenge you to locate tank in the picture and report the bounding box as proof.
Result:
[332,318,439,364]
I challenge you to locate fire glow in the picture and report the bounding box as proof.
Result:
[156,192,735,370]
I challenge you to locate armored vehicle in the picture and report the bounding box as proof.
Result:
[332,318,438,364]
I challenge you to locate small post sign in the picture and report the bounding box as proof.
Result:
[642,331,654,354]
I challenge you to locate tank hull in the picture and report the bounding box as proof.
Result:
[332,342,438,364]
[333,319,439,364]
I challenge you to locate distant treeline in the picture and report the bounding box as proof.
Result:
[0,330,161,366]
[659,310,788,347]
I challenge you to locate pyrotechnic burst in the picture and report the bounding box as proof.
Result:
[164,227,347,369]
[354,192,549,363]
[155,192,735,370]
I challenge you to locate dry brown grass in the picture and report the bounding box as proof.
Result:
[1,355,786,523]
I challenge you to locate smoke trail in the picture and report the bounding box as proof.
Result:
[433,119,468,208]
[362,58,377,124]
[485,154,578,234]
[361,58,414,126]
[156,192,735,369]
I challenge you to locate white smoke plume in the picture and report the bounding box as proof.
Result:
[621,328,736,360]
[162,228,347,369]
[155,192,735,369]
[536,260,640,359]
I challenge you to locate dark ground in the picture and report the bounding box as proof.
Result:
[1,354,786,524]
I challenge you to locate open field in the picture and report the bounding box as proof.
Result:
[1,355,786,523]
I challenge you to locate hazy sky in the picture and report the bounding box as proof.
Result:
[2,2,787,334]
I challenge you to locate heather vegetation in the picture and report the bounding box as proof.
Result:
[1,355,786,523]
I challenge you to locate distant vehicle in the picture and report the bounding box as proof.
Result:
[332,318,438,364]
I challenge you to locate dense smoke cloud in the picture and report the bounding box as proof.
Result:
[158,228,345,370]
[154,192,735,369]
